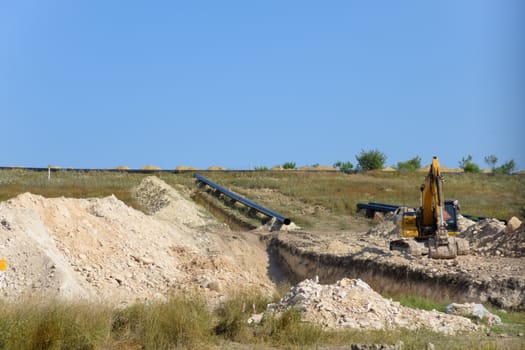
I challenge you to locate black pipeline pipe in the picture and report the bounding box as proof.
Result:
[357,202,507,225]
[194,173,291,225]
[356,202,400,213]
[368,202,401,212]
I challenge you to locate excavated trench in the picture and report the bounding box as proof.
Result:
[265,236,468,300]
[265,235,525,310]
[193,189,525,310]
[192,191,258,231]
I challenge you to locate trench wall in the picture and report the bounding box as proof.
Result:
[269,236,525,310]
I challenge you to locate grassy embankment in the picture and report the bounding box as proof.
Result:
[1,168,524,348]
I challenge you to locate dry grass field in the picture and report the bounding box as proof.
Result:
[1,168,523,225]
[0,168,524,349]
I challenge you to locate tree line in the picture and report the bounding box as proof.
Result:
[266,150,517,174]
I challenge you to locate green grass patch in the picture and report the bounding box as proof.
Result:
[389,294,451,312]
[0,291,524,349]
[111,293,213,349]
[258,308,324,347]
[0,298,113,350]
[214,288,274,342]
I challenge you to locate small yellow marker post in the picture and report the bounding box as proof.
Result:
[0,259,6,271]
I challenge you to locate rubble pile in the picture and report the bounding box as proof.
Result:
[367,212,525,258]
[266,278,480,335]
[459,217,525,258]
[456,215,476,232]
[366,220,398,241]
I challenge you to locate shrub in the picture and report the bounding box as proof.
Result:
[494,160,516,175]
[396,156,421,172]
[254,166,268,171]
[484,155,498,171]
[282,162,296,170]
[355,149,387,171]
[483,154,516,174]
[333,161,354,173]
[459,155,480,173]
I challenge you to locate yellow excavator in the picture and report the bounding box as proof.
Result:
[390,156,469,259]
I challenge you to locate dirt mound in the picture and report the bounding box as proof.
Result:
[459,218,525,258]
[366,220,399,241]
[134,176,217,229]
[0,183,275,304]
[267,278,480,334]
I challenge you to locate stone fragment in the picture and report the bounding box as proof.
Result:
[507,216,522,233]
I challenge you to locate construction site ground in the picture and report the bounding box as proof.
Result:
[1,175,524,347]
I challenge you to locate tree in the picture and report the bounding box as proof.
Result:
[396,156,421,172]
[495,159,516,175]
[282,161,296,169]
[459,155,480,173]
[484,155,498,171]
[484,155,516,174]
[355,149,387,171]
[333,161,354,173]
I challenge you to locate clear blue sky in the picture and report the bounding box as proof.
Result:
[2,1,524,170]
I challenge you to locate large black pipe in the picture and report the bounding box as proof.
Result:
[194,173,291,225]
[357,202,506,224]
[356,202,400,213]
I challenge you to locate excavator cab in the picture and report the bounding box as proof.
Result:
[416,199,459,237]
[443,200,459,235]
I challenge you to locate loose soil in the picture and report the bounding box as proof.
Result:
[0,177,274,306]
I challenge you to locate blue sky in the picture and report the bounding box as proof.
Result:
[2,1,524,170]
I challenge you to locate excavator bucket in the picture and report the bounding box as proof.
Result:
[428,236,469,259]
[428,240,457,259]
